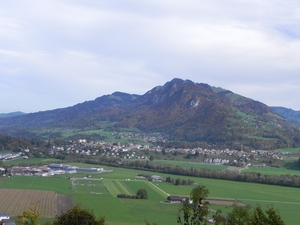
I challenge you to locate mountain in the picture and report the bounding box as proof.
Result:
[0,79,300,149]
[272,107,300,123]
[0,111,26,118]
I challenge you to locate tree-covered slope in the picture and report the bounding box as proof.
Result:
[0,78,299,149]
[272,106,300,123]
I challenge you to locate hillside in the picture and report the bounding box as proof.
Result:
[272,106,300,123]
[0,78,300,149]
[0,111,26,118]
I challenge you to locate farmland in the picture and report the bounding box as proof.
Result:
[243,165,300,175]
[149,159,228,170]
[3,157,62,166]
[0,189,72,218]
[1,163,300,224]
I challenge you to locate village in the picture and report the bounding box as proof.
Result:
[47,138,285,166]
[0,136,286,170]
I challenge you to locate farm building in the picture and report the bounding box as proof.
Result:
[48,163,75,170]
[167,195,186,203]
[137,174,152,179]
[151,175,163,182]
[76,167,103,173]
[0,168,5,175]
[47,164,76,173]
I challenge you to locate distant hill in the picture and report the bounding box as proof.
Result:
[0,79,300,149]
[0,111,26,118]
[272,107,300,123]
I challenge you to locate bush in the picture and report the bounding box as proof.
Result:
[52,205,105,225]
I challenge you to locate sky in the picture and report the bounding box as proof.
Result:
[1,0,300,113]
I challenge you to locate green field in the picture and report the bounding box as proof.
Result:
[243,165,300,175]
[152,159,228,170]
[1,163,300,224]
[3,157,61,166]
[0,176,72,194]
[275,147,300,154]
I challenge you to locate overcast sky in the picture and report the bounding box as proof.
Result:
[1,0,300,113]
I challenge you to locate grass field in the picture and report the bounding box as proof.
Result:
[71,163,300,225]
[243,165,300,175]
[1,163,300,224]
[151,159,228,170]
[275,147,300,154]
[0,176,72,194]
[3,157,61,166]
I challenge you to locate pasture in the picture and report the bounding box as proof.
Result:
[1,163,300,224]
[243,165,300,175]
[3,157,61,166]
[151,159,228,170]
[275,147,300,154]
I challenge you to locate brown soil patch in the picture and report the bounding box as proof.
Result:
[207,197,246,207]
[55,194,73,215]
[0,189,73,218]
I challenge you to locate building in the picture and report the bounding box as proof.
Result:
[167,195,186,203]
[0,214,10,222]
[1,219,15,225]
[151,175,162,182]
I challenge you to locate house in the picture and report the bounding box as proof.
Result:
[137,174,152,179]
[151,175,162,182]
[0,168,5,175]
[0,214,10,221]
[1,219,15,225]
[167,195,186,203]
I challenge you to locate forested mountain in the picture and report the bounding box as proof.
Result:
[0,111,26,118]
[1,78,300,149]
[272,106,300,123]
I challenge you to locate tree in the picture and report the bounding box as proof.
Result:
[251,204,285,225]
[214,203,285,225]
[137,188,148,199]
[19,203,43,225]
[214,204,251,225]
[149,155,154,161]
[52,205,105,225]
[177,184,210,225]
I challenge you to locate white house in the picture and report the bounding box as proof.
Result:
[0,214,10,221]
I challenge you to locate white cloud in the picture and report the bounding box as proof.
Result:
[0,0,300,112]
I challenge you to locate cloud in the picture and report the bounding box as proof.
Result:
[0,0,300,112]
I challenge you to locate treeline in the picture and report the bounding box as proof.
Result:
[80,157,300,188]
[117,188,148,199]
[0,134,46,151]
[117,194,140,199]
[165,176,194,185]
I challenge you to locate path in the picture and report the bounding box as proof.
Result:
[148,182,170,196]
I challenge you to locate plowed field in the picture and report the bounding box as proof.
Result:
[0,189,73,218]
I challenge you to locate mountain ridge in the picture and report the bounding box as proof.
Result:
[0,78,299,149]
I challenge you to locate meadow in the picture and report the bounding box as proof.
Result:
[243,165,300,175]
[152,159,228,170]
[1,163,300,224]
[3,157,61,166]
[275,147,300,154]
